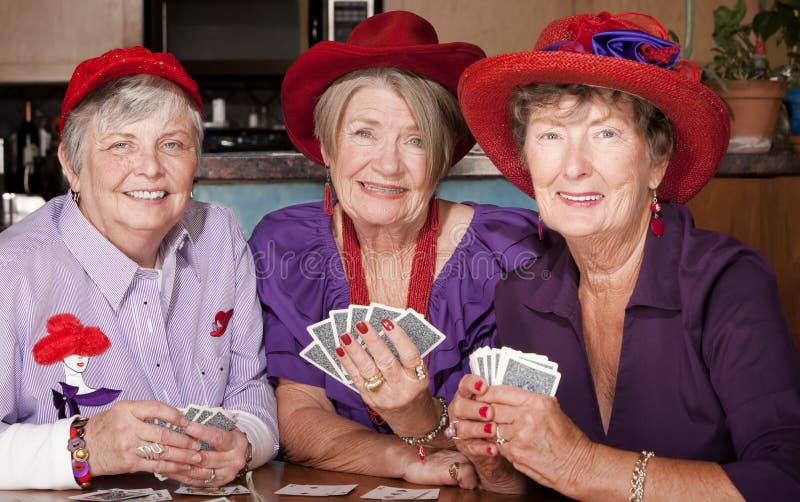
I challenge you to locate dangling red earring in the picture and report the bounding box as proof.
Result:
[537,218,544,241]
[323,169,333,217]
[649,191,663,237]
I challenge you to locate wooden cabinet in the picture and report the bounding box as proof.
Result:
[0,0,142,83]
[686,177,800,345]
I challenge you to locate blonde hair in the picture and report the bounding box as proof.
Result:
[61,74,203,173]
[313,67,467,183]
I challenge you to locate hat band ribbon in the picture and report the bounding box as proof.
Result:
[541,30,681,70]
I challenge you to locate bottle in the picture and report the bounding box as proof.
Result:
[13,101,39,193]
[248,106,259,128]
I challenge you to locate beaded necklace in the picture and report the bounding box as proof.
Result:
[339,198,440,429]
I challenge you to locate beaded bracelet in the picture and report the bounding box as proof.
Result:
[398,396,448,461]
[68,416,91,489]
[629,450,655,502]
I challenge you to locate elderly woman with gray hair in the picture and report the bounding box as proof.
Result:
[0,46,278,490]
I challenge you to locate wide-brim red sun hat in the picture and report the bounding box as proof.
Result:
[458,12,730,205]
[282,10,486,167]
[60,46,202,133]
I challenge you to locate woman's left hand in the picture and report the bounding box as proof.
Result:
[479,385,595,492]
[170,421,250,487]
[336,319,437,434]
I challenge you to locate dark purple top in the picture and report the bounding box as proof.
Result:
[495,203,800,500]
[250,201,541,432]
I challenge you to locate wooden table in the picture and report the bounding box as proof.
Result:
[0,461,566,501]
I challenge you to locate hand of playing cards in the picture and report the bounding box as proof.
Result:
[146,405,236,450]
[302,303,446,392]
[470,346,561,396]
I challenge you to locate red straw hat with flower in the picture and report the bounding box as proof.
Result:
[282,10,486,167]
[458,11,730,204]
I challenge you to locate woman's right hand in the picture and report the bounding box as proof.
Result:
[83,400,203,477]
[336,319,439,436]
[448,374,531,494]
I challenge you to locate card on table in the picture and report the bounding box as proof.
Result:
[69,489,155,501]
[360,485,440,500]
[274,484,358,496]
[175,485,250,496]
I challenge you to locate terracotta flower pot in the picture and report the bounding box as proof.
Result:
[712,80,787,153]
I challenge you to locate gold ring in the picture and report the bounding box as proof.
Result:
[364,373,384,392]
[204,468,216,484]
[495,425,507,446]
[448,462,460,481]
[414,364,426,380]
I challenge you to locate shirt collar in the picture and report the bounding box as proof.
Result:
[521,203,682,317]
[59,197,200,311]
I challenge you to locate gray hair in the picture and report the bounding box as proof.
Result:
[313,67,468,184]
[61,74,204,173]
[509,83,674,165]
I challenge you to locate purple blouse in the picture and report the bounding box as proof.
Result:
[249,201,541,431]
[495,203,800,499]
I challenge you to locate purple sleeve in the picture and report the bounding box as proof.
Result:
[249,202,350,390]
[703,253,800,498]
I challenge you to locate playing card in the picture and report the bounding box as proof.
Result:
[204,410,236,431]
[347,305,369,340]
[330,308,350,337]
[194,408,214,425]
[300,340,349,386]
[183,405,200,422]
[395,309,445,358]
[499,355,561,396]
[175,485,238,496]
[69,489,155,501]
[274,484,357,496]
[365,302,405,333]
[131,490,172,501]
[360,485,439,500]
[306,318,347,381]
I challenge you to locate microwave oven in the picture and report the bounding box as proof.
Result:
[144,0,381,78]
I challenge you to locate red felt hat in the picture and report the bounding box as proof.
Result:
[281,10,486,167]
[458,12,730,204]
[60,46,202,132]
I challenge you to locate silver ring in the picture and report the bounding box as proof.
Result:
[495,425,507,446]
[414,364,426,380]
[204,468,216,484]
[364,372,385,392]
[136,442,164,461]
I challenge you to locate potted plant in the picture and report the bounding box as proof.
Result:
[704,0,787,153]
[753,0,800,151]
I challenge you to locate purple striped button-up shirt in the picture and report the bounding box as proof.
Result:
[0,195,277,451]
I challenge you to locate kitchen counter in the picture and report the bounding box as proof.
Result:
[196,150,800,181]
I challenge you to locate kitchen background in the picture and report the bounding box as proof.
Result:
[0,0,798,338]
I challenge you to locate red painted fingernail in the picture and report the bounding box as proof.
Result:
[484,423,493,434]
[479,406,489,418]
[335,347,345,357]
[356,321,369,334]
[340,333,352,346]
[486,446,494,456]
[475,381,484,392]
[381,318,394,331]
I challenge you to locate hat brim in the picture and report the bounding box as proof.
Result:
[458,52,730,204]
[282,40,485,167]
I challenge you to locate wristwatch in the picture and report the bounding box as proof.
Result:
[237,436,253,479]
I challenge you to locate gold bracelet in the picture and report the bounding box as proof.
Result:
[628,450,654,502]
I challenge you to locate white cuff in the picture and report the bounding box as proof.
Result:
[234,410,278,469]
[0,418,79,490]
